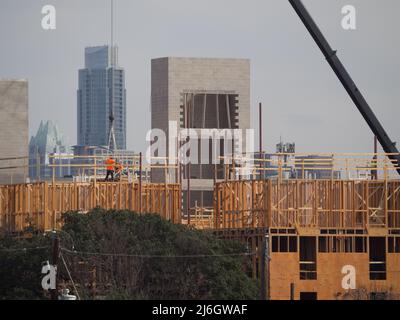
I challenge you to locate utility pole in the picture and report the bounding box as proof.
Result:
[50,234,60,300]
[260,235,266,300]
[260,234,270,300]
[259,103,264,180]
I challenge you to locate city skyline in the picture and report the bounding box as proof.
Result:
[0,0,399,154]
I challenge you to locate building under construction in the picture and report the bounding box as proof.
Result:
[1,0,399,301]
[0,155,399,300]
[212,160,400,300]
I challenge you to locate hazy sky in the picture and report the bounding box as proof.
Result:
[0,0,399,154]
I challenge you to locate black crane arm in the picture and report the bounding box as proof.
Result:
[289,0,400,176]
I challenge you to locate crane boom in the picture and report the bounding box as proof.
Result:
[289,0,400,176]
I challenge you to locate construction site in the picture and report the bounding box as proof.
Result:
[0,152,399,300]
[0,0,399,301]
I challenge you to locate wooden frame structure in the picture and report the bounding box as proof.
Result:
[213,179,400,300]
[0,181,181,232]
[214,179,400,231]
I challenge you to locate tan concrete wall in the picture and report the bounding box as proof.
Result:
[167,57,250,131]
[0,80,28,185]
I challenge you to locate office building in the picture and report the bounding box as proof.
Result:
[77,45,126,150]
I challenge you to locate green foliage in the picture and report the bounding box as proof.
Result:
[0,234,52,300]
[0,209,259,300]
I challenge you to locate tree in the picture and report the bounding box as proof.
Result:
[0,233,52,300]
[0,209,259,300]
[61,208,259,300]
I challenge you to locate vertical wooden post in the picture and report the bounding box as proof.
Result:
[278,158,283,184]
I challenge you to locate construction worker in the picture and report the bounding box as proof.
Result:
[114,161,124,181]
[105,156,115,181]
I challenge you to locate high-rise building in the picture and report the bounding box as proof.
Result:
[29,120,72,180]
[0,79,29,184]
[77,45,126,150]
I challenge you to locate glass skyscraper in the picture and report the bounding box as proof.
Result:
[77,45,126,150]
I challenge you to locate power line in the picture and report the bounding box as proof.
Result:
[0,246,50,253]
[61,247,255,259]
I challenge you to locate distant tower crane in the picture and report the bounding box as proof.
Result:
[289,0,400,176]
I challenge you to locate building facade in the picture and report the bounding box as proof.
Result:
[0,80,28,184]
[151,57,250,212]
[77,45,126,150]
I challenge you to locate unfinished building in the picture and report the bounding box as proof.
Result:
[214,178,400,300]
[0,80,29,184]
[151,57,250,212]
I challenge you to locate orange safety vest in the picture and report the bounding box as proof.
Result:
[105,158,115,171]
